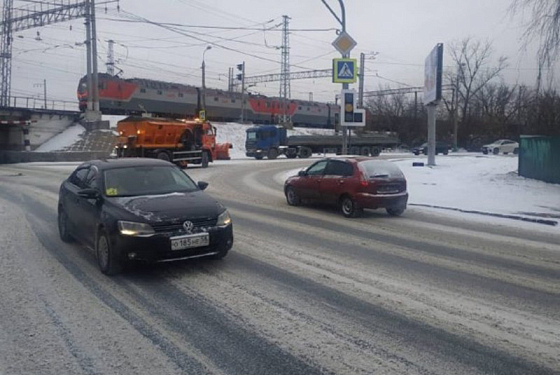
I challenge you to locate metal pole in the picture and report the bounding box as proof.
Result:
[358,52,365,108]
[240,62,246,122]
[202,59,206,110]
[453,87,458,151]
[202,46,211,111]
[427,104,436,166]
[43,79,47,109]
[85,4,93,112]
[340,0,348,155]
[90,0,100,113]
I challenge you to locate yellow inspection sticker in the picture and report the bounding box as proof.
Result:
[106,188,118,196]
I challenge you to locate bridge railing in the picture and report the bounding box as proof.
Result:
[6,96,79,112]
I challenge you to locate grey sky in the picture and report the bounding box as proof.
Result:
[7,0,551,107]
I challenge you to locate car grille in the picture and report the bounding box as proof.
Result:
[152,218,218,234]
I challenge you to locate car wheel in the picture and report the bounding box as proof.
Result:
[157,151,171,162]
[413,151,419,156]
[340,196,362,218]
[371,147,381,157]
[201,151,209,168]
[255,155,264,160]
[482,150,488,155]
[267,148,278,160]
[493,147,500,155]
[285,186,301,206]
[58,207,73,243]
[97,230,122,276]
[298,147,312,158]
[387,207,405,217]
[443,150,449,155]
[513,147,519,155]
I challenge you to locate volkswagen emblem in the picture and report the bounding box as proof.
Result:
[183,221,194,233]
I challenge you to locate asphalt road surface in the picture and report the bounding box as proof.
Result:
[0,158,559,375]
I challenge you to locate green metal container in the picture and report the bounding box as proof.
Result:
[519,136,560,184]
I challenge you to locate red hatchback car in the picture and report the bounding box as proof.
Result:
[284,157,408,218]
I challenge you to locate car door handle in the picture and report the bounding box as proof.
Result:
[338,180,345,184]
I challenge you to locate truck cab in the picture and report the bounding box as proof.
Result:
[245,125,288,160]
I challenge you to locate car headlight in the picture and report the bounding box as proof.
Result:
[118,221,155,237]
[216,210,232,226]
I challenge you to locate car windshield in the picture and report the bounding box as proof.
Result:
[247,131,257,140]
[103,166,198,197]
[359,161,404,179]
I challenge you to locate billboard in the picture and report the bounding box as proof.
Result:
[423,43,443,105]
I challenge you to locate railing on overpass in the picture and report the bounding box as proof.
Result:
[4,96,78,112]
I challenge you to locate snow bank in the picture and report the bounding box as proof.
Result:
[394,155,560,226]
[34,124,86,152]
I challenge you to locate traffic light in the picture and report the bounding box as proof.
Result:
[340,89,365,127]
[343,91,354,123]
[236,63,244,81]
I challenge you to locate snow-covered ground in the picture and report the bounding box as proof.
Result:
[34,124,86,152]
[394,155,560,225]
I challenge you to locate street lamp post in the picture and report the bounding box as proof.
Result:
[201,45,212,112]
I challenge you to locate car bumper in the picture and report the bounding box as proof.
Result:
[113,224,233,263]
[354,192,408,210]
[246,149,264,157]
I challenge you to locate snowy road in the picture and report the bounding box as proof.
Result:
[1,159,559,375]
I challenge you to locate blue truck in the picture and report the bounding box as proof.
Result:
[245,125,399,159]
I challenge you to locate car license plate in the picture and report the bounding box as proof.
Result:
[170,233,210,251]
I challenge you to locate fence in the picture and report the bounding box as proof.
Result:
[7,96,78,112]
[519,135,560,184]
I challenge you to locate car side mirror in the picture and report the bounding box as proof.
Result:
[298,170,307,177]
[198,181,209,190]
[78,188,100,200]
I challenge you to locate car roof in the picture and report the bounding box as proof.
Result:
[318,156,382,163]
[80,158,174,171]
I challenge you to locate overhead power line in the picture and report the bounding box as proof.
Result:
[236,68,332,86]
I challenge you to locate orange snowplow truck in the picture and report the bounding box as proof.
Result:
[115,117,231,168]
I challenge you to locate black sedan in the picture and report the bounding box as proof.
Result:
[57,158,233,275]
[411,142,450,155]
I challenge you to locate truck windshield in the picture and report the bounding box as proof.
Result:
[247,131,257,140]
[103,166,199,197]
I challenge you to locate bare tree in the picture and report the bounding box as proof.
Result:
[447,38,508,140]
[510,0,560,69]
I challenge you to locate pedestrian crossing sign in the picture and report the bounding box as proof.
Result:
[333,58,357,83]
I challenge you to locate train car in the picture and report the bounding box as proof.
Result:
[77,75,339,128]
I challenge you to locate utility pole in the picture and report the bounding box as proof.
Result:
[238,62,246,122]
[85,3,93,112]
[43,79,47,109]
[90,0,100,113]
[107,39,115,75]
[201,45,211,111]
[358,52,365,108]
[0,0,13,107]
[279,15,291,126]
[0,0,116,122]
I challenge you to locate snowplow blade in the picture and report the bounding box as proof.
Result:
[215,143,232,160]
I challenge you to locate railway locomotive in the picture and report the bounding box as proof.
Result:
[78,74,338,128]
